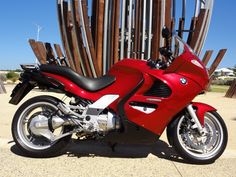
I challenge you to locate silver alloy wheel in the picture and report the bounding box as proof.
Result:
[177,112,224,159]
[17,102,63,150]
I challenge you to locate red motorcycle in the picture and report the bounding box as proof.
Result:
[10,29,227,164]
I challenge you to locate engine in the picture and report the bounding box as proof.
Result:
[82,111,120,133]
[57,102,120,134]
[28,102,120,142]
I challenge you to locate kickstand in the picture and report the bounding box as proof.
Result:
[108,142,117,152]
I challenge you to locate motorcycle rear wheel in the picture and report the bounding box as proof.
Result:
[12,96,72,157]
[167,111,228,164]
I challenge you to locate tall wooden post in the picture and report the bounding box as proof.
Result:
[225,79,236,98]
[0,79,6,94]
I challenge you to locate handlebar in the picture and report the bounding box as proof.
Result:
[146,46,174,70]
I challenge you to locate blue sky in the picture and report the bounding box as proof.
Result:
[0,0,235,70]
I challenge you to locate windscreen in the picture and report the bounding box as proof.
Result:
[171,35,186,58]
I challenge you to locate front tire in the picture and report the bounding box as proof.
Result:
[167,111,228,164]
[12,96,72,158]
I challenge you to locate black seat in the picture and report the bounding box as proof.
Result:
[40,65,116,92]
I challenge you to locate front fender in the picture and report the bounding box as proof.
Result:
[192,102,217,126]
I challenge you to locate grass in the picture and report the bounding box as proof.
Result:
[209,85,230,93]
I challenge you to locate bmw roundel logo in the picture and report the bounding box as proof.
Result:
[180,78,187,85]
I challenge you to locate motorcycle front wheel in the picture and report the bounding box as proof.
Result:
[11,96,72,157]
[167,111,228,164]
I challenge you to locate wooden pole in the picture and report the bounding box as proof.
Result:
[178,18,185,38]
[151,0,162,60]
[36,42,48,64]
[67,9,83,75]
[110,0,120,67]
[0,79,6,94]
[202,50,213,66]
[209,49,227,76]
[113,0,121,64]
[225,79,236,98]
[44,43,58,65]
[58,0,76,70]
[165,0,172,30]
[71,0,93,77]
[54,44,68,66]
[187,17,197,45]
[195,10,210,55]
[95,0,105,73]
[189,9,207,49]
[29,39,46,64]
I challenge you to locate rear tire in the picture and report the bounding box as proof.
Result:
[167,111,228,164]
[12,96,72,158]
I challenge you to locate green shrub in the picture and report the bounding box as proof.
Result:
[6,71,19,83]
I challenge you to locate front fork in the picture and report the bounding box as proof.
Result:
[187,104,205,134]
[180,102,217,134]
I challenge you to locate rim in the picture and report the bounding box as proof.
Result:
[17,102,63,150]
[177,112,224,159]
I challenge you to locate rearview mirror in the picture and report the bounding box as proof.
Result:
[162,26,171,39]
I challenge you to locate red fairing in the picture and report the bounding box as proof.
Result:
[192,102,217,126]
[109,59,203,135]
[42,57,208,136]
[165,47,209,90]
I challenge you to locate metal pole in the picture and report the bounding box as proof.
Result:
[107,0,113,71]
[200,0,206,8]
[193,1,209,53]
[198,0,214,55]
[120,0,126,59]
[147,0,153,60]
[34,24,42,64]
[141,0,147,59]
[160,0,165,48]
[127,0,133,58]
[194,0,200,17]
[78,0,97,77]
[102,0,109,74]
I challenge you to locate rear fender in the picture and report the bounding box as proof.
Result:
[9,71,65,105]
[9,81,35,105]
[192,102,217,126]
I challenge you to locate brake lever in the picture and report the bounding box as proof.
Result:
[147,59,157,68]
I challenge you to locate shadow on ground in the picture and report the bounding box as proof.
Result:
[10,139,189,164]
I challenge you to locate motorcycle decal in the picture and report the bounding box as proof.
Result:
[86,95,119,115]
[191,59,204,69]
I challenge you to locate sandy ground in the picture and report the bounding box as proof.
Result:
[0,85,236,177]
